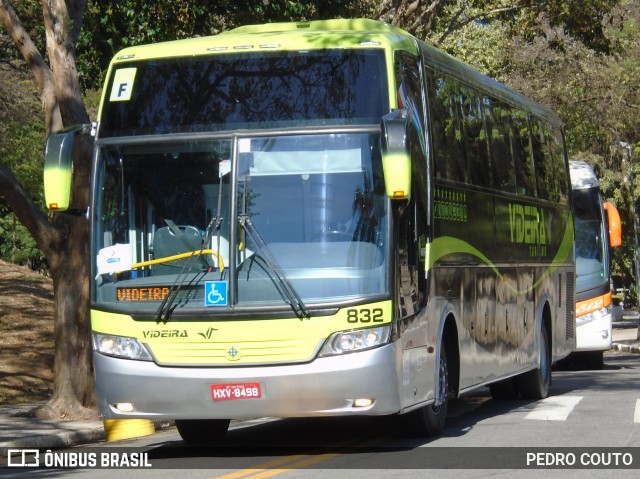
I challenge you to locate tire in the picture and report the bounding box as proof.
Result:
[175,419,230,444]
[518,327,550,400]
[401,343,449,437]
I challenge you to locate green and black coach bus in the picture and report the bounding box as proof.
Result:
[44,19,575,442]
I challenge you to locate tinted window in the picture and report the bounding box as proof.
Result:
[530,119,551,200]
[100,50,389,137]
[459,86,490,187]
[512,110,536,197]
[396,53,428,192]
[428,71,467,183]
[485,98,516,192]
[546,124,569,204]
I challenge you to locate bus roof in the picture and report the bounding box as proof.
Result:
[106,18,561,127]
[570,160,600,190]
[109,18,417,63]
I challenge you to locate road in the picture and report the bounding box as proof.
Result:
[3,349,640,479]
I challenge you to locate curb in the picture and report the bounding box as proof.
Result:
[0,426,105,449]
[611,342,640,355]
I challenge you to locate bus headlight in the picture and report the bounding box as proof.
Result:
[577,305,612,325]
[318,326,391,357]
[92,333,153,361]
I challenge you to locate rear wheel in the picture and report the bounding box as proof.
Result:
[401,343,449,437]
[175,419,230,444]
[518,327,550,399]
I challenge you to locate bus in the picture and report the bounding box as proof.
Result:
[569,160,621,369]
[44,19,575,442]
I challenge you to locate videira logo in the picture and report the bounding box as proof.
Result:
[198,327,219,340]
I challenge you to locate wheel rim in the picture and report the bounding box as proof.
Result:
[432,347,448,413]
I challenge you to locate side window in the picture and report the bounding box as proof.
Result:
[460,85,491,188]
[396,53,426,159]
[530,117,550,200]
[427,71,467,183]
[485,98,516,192]
[546,124,569,204]
[396,53,428,196]
[512,110,536,197]
[397,54,427,318]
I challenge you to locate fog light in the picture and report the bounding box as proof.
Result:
[353,398,373,408]
[114,402,135,413]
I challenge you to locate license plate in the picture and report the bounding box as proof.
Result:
[210,382,262,401]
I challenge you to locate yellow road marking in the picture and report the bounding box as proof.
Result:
[210,436,387,479]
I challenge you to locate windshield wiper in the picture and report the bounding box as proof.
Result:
[155,216,220,321]
[238,214,310,319]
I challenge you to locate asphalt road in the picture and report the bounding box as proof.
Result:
[4,347,639,479]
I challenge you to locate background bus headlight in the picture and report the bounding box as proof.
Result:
[318,326,391,357]
[92,333,152,361]
[577,305,612,325]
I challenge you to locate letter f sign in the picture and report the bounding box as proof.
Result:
[117,83,129,98]
[109,68,137,102]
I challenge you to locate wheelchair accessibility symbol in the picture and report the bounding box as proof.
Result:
[205,281,228,306]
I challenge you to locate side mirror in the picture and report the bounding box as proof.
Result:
[44,124,91,211]
[381,109,411,200]
[603,202,622,248]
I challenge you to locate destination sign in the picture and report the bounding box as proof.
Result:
[116,287,171,302]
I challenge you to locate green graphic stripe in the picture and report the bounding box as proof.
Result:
[426,218,574,295]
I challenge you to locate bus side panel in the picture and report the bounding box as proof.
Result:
[517,267,536,366]
[495,266,520,377]
[467,266,497,386]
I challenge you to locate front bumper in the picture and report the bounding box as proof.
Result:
[95,342,404,420]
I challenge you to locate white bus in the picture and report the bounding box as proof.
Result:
[570,160,621,368]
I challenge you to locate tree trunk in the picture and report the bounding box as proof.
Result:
[36,225,94,420]
[1,0,94,420]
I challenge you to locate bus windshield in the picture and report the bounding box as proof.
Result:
[92,132,389,315]
[573,187,608,293]
[99,49,388,137]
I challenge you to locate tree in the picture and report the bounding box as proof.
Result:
[376,0,618,53]
[0,0,94,419]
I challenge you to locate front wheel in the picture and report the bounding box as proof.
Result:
[401,343,449,437]
[175,419,230,444]
[518,327,550,399]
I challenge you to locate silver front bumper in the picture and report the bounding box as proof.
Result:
[95,342,403,420]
